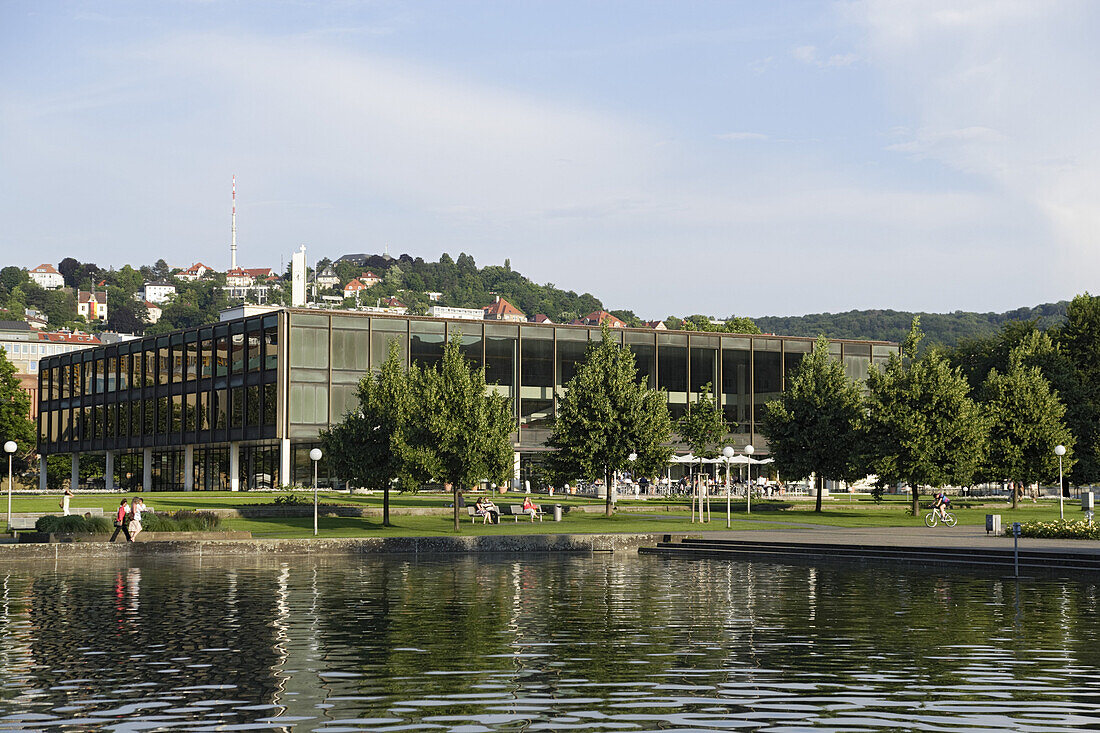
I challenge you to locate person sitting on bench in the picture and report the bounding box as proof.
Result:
[522,496,539,521]
[474,496,500,524]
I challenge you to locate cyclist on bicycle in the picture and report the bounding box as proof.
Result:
[932,491,950,521]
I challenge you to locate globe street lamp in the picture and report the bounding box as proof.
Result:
[722,446,734,528]
[628,452,637,498]
[744,444,755,514]
[309,448,323,536]
[4,441,16,531]
[1055,444,1066,520]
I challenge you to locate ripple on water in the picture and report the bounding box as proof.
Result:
[0,555,1099,731]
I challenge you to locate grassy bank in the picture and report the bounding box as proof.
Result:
[1,490,1087,539]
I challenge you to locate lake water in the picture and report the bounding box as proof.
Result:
[1,553,1099,731]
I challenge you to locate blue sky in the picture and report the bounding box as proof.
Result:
[2,1,1098,319]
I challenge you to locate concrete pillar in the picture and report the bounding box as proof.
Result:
[38,455,47,491]
[279,438,291,489]
[71,453,79,491]
[229,442,239,491]
[183,445,194,491]
[142,448,152,492]
[105,451,115,491]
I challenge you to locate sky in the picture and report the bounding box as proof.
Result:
[1,1,1098,319]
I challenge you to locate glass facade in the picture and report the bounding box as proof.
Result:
[38,312,280,461]
[37,308,899,490]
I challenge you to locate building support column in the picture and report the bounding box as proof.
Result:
[71,453,79,491]
[105,451,115,491]
[183,445,194,492]
[229,442,240,492]
[38,455,47,491]
[280,438,291,489]
[142,448,152,492]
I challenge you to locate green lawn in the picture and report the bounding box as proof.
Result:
[2,489,1086,539]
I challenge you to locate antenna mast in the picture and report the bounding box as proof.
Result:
[231,175,238,270]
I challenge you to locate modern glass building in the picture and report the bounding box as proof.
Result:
[36,308,899,491]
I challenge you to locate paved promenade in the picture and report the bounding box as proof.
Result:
[676,524,1100,556]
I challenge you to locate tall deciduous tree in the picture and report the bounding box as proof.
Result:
[406,335,514,532]
[865,320,987,516]
[981,341,1075,509]
[320,340,413,526]
[547,326,673,516]
[0,347,35,475]
[761,336,865,512]
[1055,293,1100,483]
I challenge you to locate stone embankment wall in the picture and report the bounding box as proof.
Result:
[0,532,663,562]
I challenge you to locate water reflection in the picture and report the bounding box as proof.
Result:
[0,554,1098,730]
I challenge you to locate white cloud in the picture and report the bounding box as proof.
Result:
[826,53,859,67]
[715,132,768,141]
[792,45,817,64]
[853,0,1100,289]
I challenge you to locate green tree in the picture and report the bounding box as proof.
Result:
[0,347,35,475]
[547,326,674,516]
[981,342,1075,509]
[721,316,762,335]
[406,335,514,532]
[1055,293,1100,483]
[865,320,987,516]
[760,336,865,512]
[320,340,412,526]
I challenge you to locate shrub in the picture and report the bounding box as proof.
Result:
[1017,519,1100,540]
[34,515,113,534]
[273,494,311,506]
[141,511,221,532]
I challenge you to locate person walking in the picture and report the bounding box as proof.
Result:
[110,500,132,542]
[129,497,147,540]
[59,488,73,516]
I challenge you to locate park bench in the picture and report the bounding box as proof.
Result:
[466,506,493,524]
[505,503,543,522]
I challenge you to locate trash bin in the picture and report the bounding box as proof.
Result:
[553,504,563,522]
[986,514,1001,535]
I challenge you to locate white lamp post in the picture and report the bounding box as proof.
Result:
[744,444,755,514]
[309,448,322,536]
[628,452,637,498]
[1055,444,1066,520]
[3,441,16,531]
[723,446,734,528]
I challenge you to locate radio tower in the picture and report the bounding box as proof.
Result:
[230,175,238,270]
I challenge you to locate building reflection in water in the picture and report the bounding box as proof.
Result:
[0,555,1096,731]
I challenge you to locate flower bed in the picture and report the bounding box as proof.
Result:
[1017,519,1100,540]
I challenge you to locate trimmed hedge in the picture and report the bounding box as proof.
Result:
[1017,519,1100,540]
[34,511,221,534]
[35,515,114,534]
[141,511,221,532]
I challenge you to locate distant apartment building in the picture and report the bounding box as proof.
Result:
[143,281,176,304]
[582,311,627,328]
[0,323,101,418]
[343,279,370,299]
[28,264,64,290]
[483,296,525,322]
[77,291,108,322]
[315,265,340,289]
[427,305,484,321]
[177,262,214,281]
[226,268,279,300]
[145,301,163,324]
[359,271,381,288]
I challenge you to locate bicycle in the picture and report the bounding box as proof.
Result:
[924,507,957,527]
